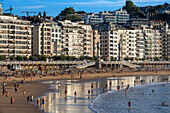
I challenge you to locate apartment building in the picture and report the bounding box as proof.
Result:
[127,18,150,26]
[58,20,93,57]
[162,24,170,59]
[115,9,129,24]
[50,20,62,56]
[83,9,129,25]
[0,15,33,57]
[32,20,52,57]
[84,13,103,25]
[93,23,164,60]
[142,26,162,59]
[81,23,93,57]
[93,24,121,60]
[93,29,100,57]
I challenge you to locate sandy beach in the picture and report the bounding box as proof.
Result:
[0,70,170,113]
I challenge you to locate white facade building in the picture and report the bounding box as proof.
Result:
[83,9,129,25]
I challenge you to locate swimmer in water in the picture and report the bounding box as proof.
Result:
[128,101,131,110]
[162,101,168,106]
[152,89,154,93]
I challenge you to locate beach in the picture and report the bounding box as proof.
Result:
[0,70,170,113]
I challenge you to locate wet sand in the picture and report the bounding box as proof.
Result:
[0,70,170,113]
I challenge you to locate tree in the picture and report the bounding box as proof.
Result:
[103,57,107,61]
[10,56,15,61]
[0,55,6,61]
[123,0,144,18]
[53,56,61,61]
[60,55,66,61]
[79,56,85,60]
[38,55,47,61]
[124,57,129,61]
[61,7,75,16]
[56,7,82,22]
[71,15,80,22]
[29,56,36,61]
[16,56,23,61]
[38,12,41,17]
[65,14,71,20]
[130,57,134,61]
[66,56,71,61]
[23,56,27,61]
[43,11,46,18]
[70,56,76,61]
[154,57,159,61]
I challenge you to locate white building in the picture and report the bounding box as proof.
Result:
[93,23,164,60]
[83,9,129,25]
[0,15,33,57]
[58,20,93,57]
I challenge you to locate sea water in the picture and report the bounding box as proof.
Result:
[90,82,170,113]
[37,76,170,113]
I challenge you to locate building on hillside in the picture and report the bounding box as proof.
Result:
[127,18,150,26]
[70,11,87,19]
[83,9,129,25]
[0,15,33,58]
[150,20,166,28]
[83,12,103,25]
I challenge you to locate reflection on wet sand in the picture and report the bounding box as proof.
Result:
[36,76,170,113]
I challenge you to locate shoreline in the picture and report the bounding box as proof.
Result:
[0,70,170,113]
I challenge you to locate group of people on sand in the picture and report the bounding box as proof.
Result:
[2,81,9,97]
[1,77,36,106]
[27,94,34,104]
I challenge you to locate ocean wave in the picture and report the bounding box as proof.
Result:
[89,81,169,113]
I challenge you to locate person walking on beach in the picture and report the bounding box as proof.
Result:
[74,91,77,100]
[10,96,14,106]
[103,88,105,93]
[37,98,40,106]
[65,89,67,99]
[15,86,17,92]
[2,88,5,95]
[30,94,34,103]
[88,90,90,98]
[6,90,9,97]
[128,101,131,110]
[42,98,45,110]
[23,90,26,97]
[109,81,112,89]
[97,76,99,80]
[27,96,30,104]
[125,88,127,95]
[91,84,93,89]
